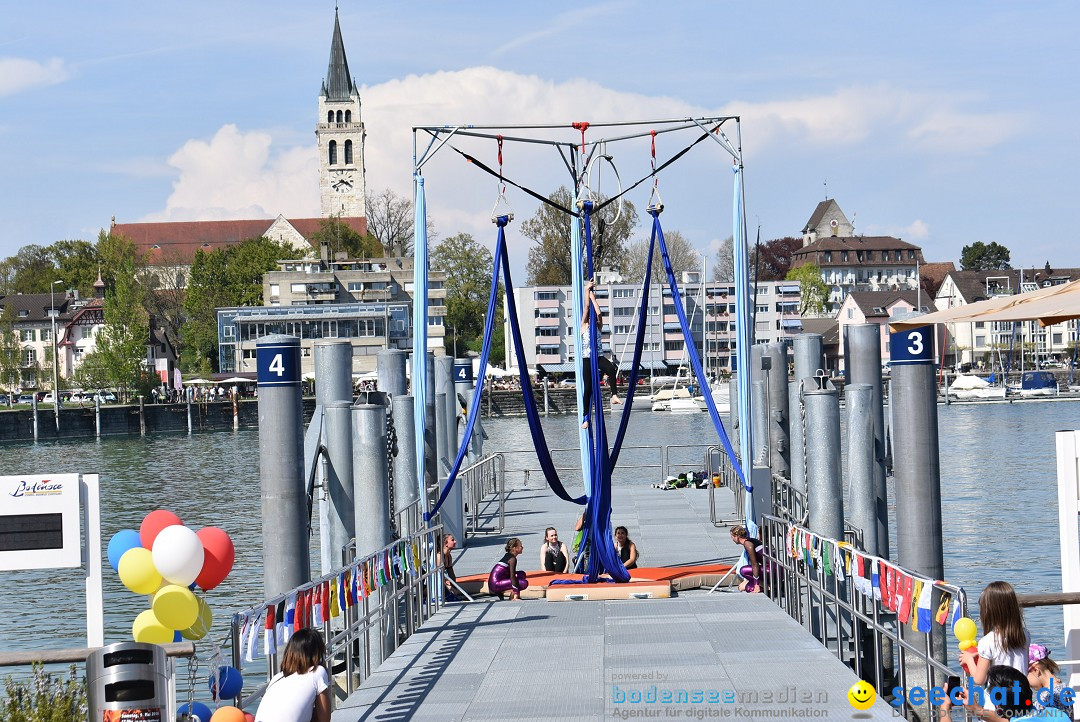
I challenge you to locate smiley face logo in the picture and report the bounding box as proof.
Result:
[848,680,876,711]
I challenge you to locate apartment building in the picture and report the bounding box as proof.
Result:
[216,249,447,375]
[505,273,802,377]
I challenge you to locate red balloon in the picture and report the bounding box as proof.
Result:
[140,510,183,550]
[195,526,235,591]
[244,715,255,722]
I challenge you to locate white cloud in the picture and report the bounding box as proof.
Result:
[142,124,317,222]
[902,219,930,240]
[863,219,930,241]
[0,57,67,97]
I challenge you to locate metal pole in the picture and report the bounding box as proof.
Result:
[50,280,61,431]
[788,380,805,494]
[94,397,100,438]
[352,402,394,665]
[793,333,824,383]
[376,349,407,396]
[845,384,875,554]
[186,399,192,434]
[729,377,740,459]
[256,335,309,597]
[804,384,844,540]
[32,396,38,441]
[435,356,464,545]
[845,324,889,557]
[138,396,146,437]
[891,325,945,671]
[324,402,355,565]
[391,395,418,536]
[751,379,768,467]
[764,342,790,478]
[424,352,437,512]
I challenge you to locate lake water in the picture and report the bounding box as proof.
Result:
[0,400,1076,665]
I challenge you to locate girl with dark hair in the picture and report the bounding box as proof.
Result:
[539,527,569,573]
[488,538,528,599]
[730,525,763,593]
[255,627,330,722]
[614,526,638,570]
[963,581,1031,686]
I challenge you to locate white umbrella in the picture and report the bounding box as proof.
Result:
[186,378,212,385]
[484,366,509,378]
[353,371,379,381]
[219,377,255,384]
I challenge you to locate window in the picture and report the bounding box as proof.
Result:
[270,283,280,297]
[20,329,34,342]
[974,322,984,329]
[613,288,635,298]
[908,250,915,259]
[664,340,684,352]
[41,328,51,341]
[534,291,559,301]
[613,307,635,317]
[975,335,986,347]
[223,325,235,339]
[757,286,769,295]
[756,305,768,314]
[824,251,832,262]
[614,325,632,334]
[327,111,334,123]
[345,110,352,123]
[663,305,676,316]
[536,327,559,337]
[428,281,444,290]
[347,282,362,292]
[328,140,337,165]
[336,110,343,123]
[23,349,36,366]
[756,320,769,331]
[1054,333,1063,345]
[649,305,660,316]
[428,315,443,326]
[290,283,306,294]
[429,297,444,306]
[841,251,849,262]
[344,140,353,165]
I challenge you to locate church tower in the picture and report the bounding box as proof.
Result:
[317,10,366,219]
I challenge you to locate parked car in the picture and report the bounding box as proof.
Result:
[17,394,35,404]
[93,390,118,404]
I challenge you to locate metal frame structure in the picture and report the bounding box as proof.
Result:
[409,116,754,524]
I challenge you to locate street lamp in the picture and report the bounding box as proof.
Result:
[50,280,62,430]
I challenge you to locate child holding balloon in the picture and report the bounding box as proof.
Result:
[255,628,330,722]
[961,581,1031,685]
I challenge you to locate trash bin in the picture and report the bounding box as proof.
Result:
[86,642,169,721]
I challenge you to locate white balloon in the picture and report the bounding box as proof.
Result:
[151,524,205,586]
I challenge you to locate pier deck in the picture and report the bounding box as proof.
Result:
[332,484,896,720]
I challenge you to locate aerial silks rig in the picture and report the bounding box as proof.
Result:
[411,118,757,583]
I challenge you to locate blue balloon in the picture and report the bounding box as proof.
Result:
[107,529,142,572]
[208,665,244,699]
[177,701,213,721]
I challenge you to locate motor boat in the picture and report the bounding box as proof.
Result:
[1017,370,1058,397]
[946,374,1006,400]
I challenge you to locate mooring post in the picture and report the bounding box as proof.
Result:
[324,402,355,567]
[186,399,192,435]
[138,396,146,436]
[314,339,354,575]
[751,379,768,467]
[376,349,407,397]
[32,396,38,441]
[729,380,739,459]
[256,335,309,598]
[391,395,418,537]
[232,393,239,431]
[352,402,394,664]
[891,325,946,674]
[845,324,889,557]
[95,397,101,439]
[424,353,437,508]
[435,356,464,545]
[764,342,790,478]
[846,384,875,554]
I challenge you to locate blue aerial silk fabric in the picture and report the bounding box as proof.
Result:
[427,217,585,520]
[730,166,756,534]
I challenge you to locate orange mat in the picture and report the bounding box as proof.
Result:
[455,563,733,600]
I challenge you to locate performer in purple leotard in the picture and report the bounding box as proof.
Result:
[488,538,528,599]
[730,525,763,593]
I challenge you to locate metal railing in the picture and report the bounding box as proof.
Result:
[500,443,716,487]
[758,513,968,720]
[230,524,446,712]
[461,453,505,534]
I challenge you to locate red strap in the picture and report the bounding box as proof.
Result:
[497,135,504,178]
[572,121,590,154]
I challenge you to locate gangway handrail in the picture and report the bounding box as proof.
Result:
[0,642,196,667]
[758,513,970,720]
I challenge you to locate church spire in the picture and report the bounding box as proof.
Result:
[322,10,357,101]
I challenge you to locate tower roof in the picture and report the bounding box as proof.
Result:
[322,10,357,101]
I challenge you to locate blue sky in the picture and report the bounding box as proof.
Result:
[3,2,1078,276]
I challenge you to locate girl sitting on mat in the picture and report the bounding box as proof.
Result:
[539,527,570,573]
[730,525,763,593]
[614,526,639,570]
[580,279,620,429]
[488,537,528,600]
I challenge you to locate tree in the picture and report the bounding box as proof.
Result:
[523,187,638,285]
[624,230,701,283]
[712,237,734,282]
[754,237,802,281]
[365,188,431,256]
[181,236,296,371]
[786,264,829,315]
[960,241,1011,271]
[0,304,22,393]
[431,233,503,362]
[92,237,149,400]
[309,216,383,260]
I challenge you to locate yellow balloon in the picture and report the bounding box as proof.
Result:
[181,596,213,641]
[958,637,977,651]
[152,585,199,630]
[119,548,163,595]
[953,617,977,641]
[132,609,173,644]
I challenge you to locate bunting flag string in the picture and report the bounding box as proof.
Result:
[263,604,276,657]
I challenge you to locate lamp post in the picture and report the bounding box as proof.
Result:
[50,280,62,430]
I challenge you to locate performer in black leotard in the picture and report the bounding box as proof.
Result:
[614,526,638,570]
[539,527,569,573]
[730,525,763,593]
